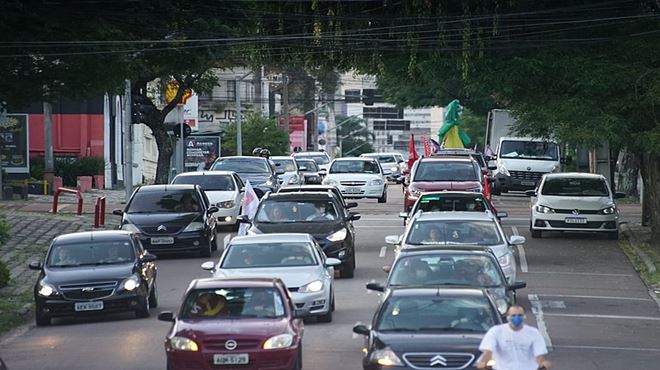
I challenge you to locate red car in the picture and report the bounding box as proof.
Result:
[399,157,484,211]
[159,278,306,370]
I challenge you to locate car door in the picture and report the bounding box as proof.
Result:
[198,187,216,232]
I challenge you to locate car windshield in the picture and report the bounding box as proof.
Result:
[272,159,296,172]
[363,154,396,163]
[376,296,495,333]
[212,159,270,173]
[221,242,317,268]
[255,200,339,223]
[127,190,202,213]
[180,287,286,319]
[47,240,135,267]
[330,160,380,174]
[414,195,489,213]
[295,154,330,165]
[413,161,478,181]
[499,140,559,161]
[406,220,502,246]
[295,160,318,172]
[172,175,235,191]
[389,255,503,287]
[541,177,609,197]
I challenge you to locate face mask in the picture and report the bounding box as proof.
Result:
[509,315,524,328]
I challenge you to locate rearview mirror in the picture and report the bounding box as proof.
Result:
[509,235,526,245]
[366,282,385,292]
[507,281,527,291]
[158,311,175,322]
[28,260,43,270]
[525,190,537,197]
[112,209,124,216]
[325,258,342,267]
[352,324,370,336]
[141,253,157,263]
[487,165,498,171]
[496,210,508,218]
[614,192,626,199]
[346,202,358,209]
[201,261,215,271]
[385,235,400,245]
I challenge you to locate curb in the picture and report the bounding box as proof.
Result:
[619,222,656,273]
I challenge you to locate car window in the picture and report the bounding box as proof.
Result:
[180,287,286,319]
[329,160,380,174]
[295,160,318,172]
[221,242,317,268]
[47,240,135,267]
[212,158,270,173]
[413,161,478,182]
[272,159,297,172]
[172,175,236,191]
[414,195,488,213]
[294,154,330,165]
[499,140,558,161]
[127,189,202,213]
[376,296,495,333]
[233,174,244,188]
[255,200,339,223]
[541,177,609,197]
[389,255,503,287]
[363,154,396,163]
[406,220,502,246]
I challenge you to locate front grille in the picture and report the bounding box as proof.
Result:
[203,337,262,351]
[403,353,475,369]
[510,170,543,181]
[141,225,185,234]
[340,181,366,186]
[548,221,604,229]
[62,288,115,300]
[553,209,600,215]
[59,281,118,290]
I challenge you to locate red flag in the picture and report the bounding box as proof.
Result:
[483,173,491,199]
[407,133,419,169]
[422,135,431,156]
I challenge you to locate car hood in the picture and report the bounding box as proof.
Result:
[327,173,381,181]
[214,266,320,289]
[537,195,612,210]
[205,191,238,204]
[174,317,291,338]
[410,181,481,192]
[375,332,483,353]
[254,222,342,238]
[44,263,134,285]
[499,158,558,171]
[237,173,272,185]
[125,212,200,234]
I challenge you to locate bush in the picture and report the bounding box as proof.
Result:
[30,156,45,180]
[0,261,9,289]
[54,156,105,186]
[0,218,9,245]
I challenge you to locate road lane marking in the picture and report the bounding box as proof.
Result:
[511,226,528,273]
[223,234,231,248]
[537,294,653,302]
[524,271,633,277]
[379,246,387,258]
[528,294,554,351]
[553,345,660,352]
[543,313,660,321]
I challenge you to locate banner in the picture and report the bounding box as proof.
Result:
[0,114,29,173]
[184,136,220,171]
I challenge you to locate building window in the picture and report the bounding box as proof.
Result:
[345,89,361,103]
[373,120,386,130]
[363,107,403,120]
[226,80,236,100]
[386,120,411,131]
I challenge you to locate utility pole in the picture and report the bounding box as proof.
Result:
[43,102,54,184]
[0,102,6,200]
[123,80,133,201]
[282,74,290,138]
[177,104,184,173]
[235,77,242,156]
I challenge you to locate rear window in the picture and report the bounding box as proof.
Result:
[389,255,503,287]
[180,287,286,319]
[172,175,235,191]
[295,159,318,172]
[330,160,380,174]
[294,154,330,165]
[406,219,502,246]
[362,154,396,163]
[413,161,478,182]
[128,190,202,213]
[212,158,270,173]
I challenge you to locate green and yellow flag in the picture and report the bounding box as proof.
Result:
[438,99,470,149]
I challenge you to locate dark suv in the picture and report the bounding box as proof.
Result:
[211,156,284,197]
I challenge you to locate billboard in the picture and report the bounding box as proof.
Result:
[0,114,30,173]
[185,136,220,171]
[279,115,307,153]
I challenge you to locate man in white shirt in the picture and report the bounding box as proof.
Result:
[476,304,551,370]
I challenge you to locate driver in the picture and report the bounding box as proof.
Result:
[422,226,443,243]
[55,248,77,265]
[306,203,334,221]
[175,193,200,212]
[244,289,276,316]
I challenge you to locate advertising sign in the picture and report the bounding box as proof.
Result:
[185,136,220,171]
[0,114,29,173]
[279,115,307,153]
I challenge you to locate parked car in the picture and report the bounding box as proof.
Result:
[240,191,360,278]
[277,184,357,210]
[28,230,158,326]
[211,156,284,196]
[398,157,483,211]
[171,171,244,231]
[353,287,503,370]
[201,233,341,322]
[360,152,405,181]
[294,158,323,184]
[323,157,387,203]
[367,248,526,315]
[292,151,332,172]
[528,172,625,239]
[159,278,306,370]
[385,212,522,283]
[114,184,218,257]
[400,191,506,225]
[271,156,305,186]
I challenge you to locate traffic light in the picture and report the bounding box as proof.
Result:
[170,123,191,138]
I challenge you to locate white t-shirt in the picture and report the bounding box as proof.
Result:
[479,324,547,370]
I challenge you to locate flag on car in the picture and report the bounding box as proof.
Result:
[422,135,431,156]
[238,180,259,236]
[429,138,442,153]
[407,133,419,170]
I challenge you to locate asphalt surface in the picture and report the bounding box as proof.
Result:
[0,187,658,370]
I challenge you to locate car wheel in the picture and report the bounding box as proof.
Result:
[340,253,355,278]
[292,347,302,370]
[377,190,387,203]
[316,307,333,323]
[135,289,151,318]
[199,238,212,258]
[35,307,51,326]
[491,186,501,196]
[148,281,158,308]
[607,230,619,240]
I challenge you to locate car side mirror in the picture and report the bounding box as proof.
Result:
[525,190,537,197]
[325,258,342,267]
[293,308,310,318]
[385,235,400,245]
[201,261,215,271]
[507,281,527,291]
[236,215,251,223]
[275,168,285,175]
[614,192,626,199]
[382,265,391,274]
[509,235,526,245]
[496,210,508,218]
[318,169,327,176]
[394,176,405,184]
[398,212,408,219]
[28,260,43,270]
[112,209,124,216]
[383,170,392,176]
[352,324,370,336]
[141,253,157,263]
[298,166,307,172]
[346,202,358,209]
[207,206,220,214]
[239,187,245,193]
[158,311,175,322]
[349,212,361,221]
[366,282,385,292]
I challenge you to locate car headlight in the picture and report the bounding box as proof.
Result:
[38,282,57,297]
[299,280,323,293]
[370,179,384,186]
[265,179,274,186]
[498,254,512,267]
[535,205,554,214]
[183,221,205,232]
[263,333,294,349]
[120,274,140,291]
[467,187,482,192]
[323,178,338,186]
[495,298,508,315]
[601,206,616,215]
[327,228,347,242]
[288,177,299,184]
[218,200,235,209]
[498,165,510,177]
[371,347,404,366]
[168,336,199,352]
[121,223,141,233]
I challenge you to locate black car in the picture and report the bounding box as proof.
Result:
[353,287,503,370]
[113,184,218,257]
[211,156,284,197]
[294,158,323,184]
[277,184,358,210]
[240,191,360,278]
[28,230,158,326]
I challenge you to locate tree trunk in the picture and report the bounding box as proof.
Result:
[617,150,640,198]
[152,126,174,184]
[639,152,660,232]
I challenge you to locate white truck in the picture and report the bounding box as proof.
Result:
[485,109,565,195]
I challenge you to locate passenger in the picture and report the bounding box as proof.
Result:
[423,226,443,243]
[175,193,200,212]
[194,293,230,317]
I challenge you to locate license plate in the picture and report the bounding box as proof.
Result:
[521,181,536,186]
[213,354,249,365]
[344,187,361,194]
[151,237,174,245]
[565,217,588,224]
[74,301,103,312]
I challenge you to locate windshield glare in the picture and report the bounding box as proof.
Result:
[330,160,380,174]
[406,220,502,245]
[212,159,270,173]
[499,141,558,161]
[172,175,235,191]
[389,255,503,287]
[272,159,296,172]
[256,200,339,223]
[413,162,478,182]
[180,287,286,319]
[128,190,202,213]
[222,242,317,268]
[415,196,488,213]
[541,178,609,197]
[47,241,135,267]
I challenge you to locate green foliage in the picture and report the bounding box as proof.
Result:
[54,156,105,186]
[459,109,487,150]
[0,217,11,289]
[30,156,45,180]
[0,261,9,289]
[222,114,290,156]
[0,217,10,246]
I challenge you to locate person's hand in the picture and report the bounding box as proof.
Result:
[538,360,551,369]
[475,361,487,369]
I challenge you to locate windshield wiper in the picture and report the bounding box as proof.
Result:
[379,328,419,332]
[50,264,81,268]
[418,327,481,332]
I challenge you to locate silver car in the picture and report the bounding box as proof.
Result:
[272,156,305,186]
[385,212,523,283]
[201,233,340,322]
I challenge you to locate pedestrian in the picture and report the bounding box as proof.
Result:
[476,304,551,370]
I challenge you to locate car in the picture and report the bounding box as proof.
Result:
[201,233,341,322]
[367,248,526,316]
[385,212,522,283]
[211,156,284,197]
[171,171,244,231]
[158,278,306,370]
[292,151,332,172]
[398,157,483,211]
[400,191,506,225]
[114,184,219,257]
[271,156,305,187]
[353,287,503,370]
[240,191,360,278]
[28,230,158,326]
[360,152,405,181]
[528,172,626,239]
[322,157,387,203]
[277,184,358,210]
[294,158,323,184]
[431,148,489,173]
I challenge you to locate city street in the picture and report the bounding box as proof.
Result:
[0,187,657,370]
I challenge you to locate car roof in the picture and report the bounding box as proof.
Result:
[229,233,314,245]
[190,277,282,290]
[216,156,268,161]
[53,230,134,244]
[332,157,375,162]
[413,211,496,221]
[174,171,235,177]
[543,172,604,179]
[265,191,334,201]
[419,156,474,163]
[387,287,488,298]
[279,185,337,191]
[271,156,294,160]
[361,152,400,156]
[137,184,197,192]
[292,151,328,156]
[417,191,487,198]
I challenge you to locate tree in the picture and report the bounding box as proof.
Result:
[336,116,374,157]
[222,114,289,157]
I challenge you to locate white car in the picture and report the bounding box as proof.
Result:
[292,151,332,172]
[528,172,625,239]
[201,233,340,322]
[385,211,522,283]
[360,152,405,180]
[322,157,387,203]
[271,156,304,186]
[171,171,243,230]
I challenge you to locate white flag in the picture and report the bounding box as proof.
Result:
[238,180,260,236]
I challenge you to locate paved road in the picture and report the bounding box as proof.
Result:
[0,187,657,370]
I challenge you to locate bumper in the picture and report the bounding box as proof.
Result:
[36,292,144,318]
[166,346,299,370]
[337,184,385,199]
[214,206,241,226]
[495,173,540,191]
[532,212,618,232]
[290,289,331,315]
[138,232,209,254]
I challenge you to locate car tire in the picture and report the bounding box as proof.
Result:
[491,185,501,196]
[377,190,387,203]
[135,289,151,318]
[531,229,542,239]
[148,281,158,308]
[607,230,619,240]
[340,253,355,279]
[316,307,333,323]
[199,238,212,258]
[211,232,219,251]
[292,347,302,370]
[35,308,51,326]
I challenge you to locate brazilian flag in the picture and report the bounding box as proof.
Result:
[438,99,470,149]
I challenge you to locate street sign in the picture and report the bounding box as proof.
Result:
[185,136,220,171]
[0,114,29,173]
